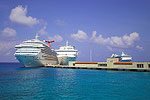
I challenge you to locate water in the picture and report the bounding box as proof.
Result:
[0,63,150,100]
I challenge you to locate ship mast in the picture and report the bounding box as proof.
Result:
[66,40,69,46]
[90,49,92,62]
[35,33,39,40]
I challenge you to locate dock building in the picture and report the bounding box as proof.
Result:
[46,52,150,72]
[68,58,150,71]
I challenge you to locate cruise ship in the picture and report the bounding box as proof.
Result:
[55,41,78,65]
[14,34,58,67]
[111,52,132,62]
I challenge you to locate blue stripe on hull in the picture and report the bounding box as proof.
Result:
[15,55,43,67]
[65,57,76,65]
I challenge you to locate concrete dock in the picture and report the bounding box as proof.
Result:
[45,58,150,72]
[45,65,150,72]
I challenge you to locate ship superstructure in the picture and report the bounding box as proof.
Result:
[111,52,132,62]
[14,34,58,67]
[55,41,78,65]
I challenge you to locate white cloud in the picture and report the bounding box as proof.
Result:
[71,30,141,51]
[1,27,16,37]
[123,32,139,46]
[91,31,97,39]
[91,32,139,48]
[9,5,39,27]
[48,34,63,42]
[37,26,48,35]
[71,30,88,42]
[136,45,144,50]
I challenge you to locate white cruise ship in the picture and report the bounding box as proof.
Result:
[111,52,132,62]
[55,41,78,65]
[14,34,58,67]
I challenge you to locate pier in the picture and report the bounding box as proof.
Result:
[45,65,150,72]
[45,58,150,72]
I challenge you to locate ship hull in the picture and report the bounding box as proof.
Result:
[14,34,58,68]
[15,55,57,67]
[58,57,76,65]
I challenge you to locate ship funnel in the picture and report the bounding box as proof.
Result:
[44,40,54,47]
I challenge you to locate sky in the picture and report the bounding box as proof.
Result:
[0,0,150,62]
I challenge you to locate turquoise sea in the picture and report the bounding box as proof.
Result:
[0,63,150,100]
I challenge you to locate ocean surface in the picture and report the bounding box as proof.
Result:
[0,63,150,100]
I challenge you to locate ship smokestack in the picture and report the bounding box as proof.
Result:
[44,40,54,47]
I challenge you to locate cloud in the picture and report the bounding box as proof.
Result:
[54,19,65,26]
[136,45,144,50]
[0,40,18,52]
[71,30,88,42]
[123,32,139,46]
[0,28,19,54]
[37,26,48,35]
[9,5,39,27]
[1,27,16,37]
[71,30,141,51]
[48,34,63,42]
[0,28,20,57]
[91,31,97,39]
[92,32,139,48]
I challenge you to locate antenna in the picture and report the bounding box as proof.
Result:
[90,49,92,62]
[121,51,125,56]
